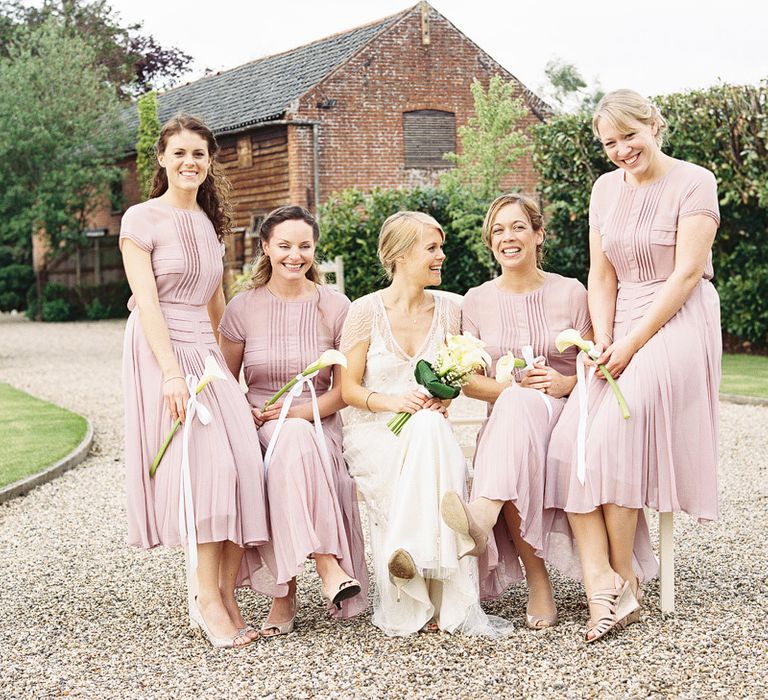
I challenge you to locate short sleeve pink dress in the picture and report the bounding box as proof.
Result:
[546,161,721,537]
[120,199,272,588]
[462,273,595,597]
[219,285,368,619]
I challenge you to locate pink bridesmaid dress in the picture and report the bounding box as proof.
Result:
[120,199,272,587]
[546,161,721,535]
[218,285,368,618]
[463,273,609,596]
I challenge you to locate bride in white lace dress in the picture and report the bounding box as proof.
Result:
[340,212,509,636]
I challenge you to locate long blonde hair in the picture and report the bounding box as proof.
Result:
[592,89,667,147]
[249,205,321,288]
[377,211,445,280]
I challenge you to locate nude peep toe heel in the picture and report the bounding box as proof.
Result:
[189,598,253,648]
[387,548,416,602]
[440,491,488,558]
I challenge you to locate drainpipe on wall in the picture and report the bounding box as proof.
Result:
[312,123,321,221]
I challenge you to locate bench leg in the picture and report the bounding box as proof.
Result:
[185,544,198,615]
[659,511,675,613]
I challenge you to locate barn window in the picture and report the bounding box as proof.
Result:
[403,110,456,169]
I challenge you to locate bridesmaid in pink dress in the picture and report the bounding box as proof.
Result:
[440,194,590,629]
[219,206,367,637]
[546,89,721,642]
[121,115,271,648]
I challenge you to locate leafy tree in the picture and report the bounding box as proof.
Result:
[542,58,604,113]
[136,90,160,199]
[441,75,530,201]
[0,18,130,316]
[0,0,191,97]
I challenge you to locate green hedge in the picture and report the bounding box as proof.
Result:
[26,280,131,321]
[318,186,495,300]
[532,83,768,347]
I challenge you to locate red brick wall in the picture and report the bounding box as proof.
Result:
[88,157,141,236]
[292,5,542,206]
[287,124,316,209]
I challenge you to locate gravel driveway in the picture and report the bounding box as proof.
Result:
[0,315,766,699]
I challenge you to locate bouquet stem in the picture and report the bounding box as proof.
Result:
[150,418,181,477]
[598,364,630,420]
[387,411,410,436]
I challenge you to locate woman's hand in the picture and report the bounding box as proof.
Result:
[163,376,189,423]
[519,363,576,399]
[253,402,286,426]
[423,396,449,418]
[595,336,639,379]
[387,390,428,414]
[519,364,550,393]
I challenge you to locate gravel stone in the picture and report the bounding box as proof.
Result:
[0,315,766,699]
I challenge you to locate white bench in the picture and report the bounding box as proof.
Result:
[433,288,675,613]
[318,256,345,294]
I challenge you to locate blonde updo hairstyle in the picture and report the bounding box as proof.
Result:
[249,205,322,288]
[377,211,445,280]
[592,89,668,147]
[482,193,546,266]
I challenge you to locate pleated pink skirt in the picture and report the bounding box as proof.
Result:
[471,384,577,599]
[547,279,720,520]
[544,278,721,581]
[122,305,272,584]
[257,415,368,619]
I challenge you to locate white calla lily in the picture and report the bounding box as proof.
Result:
[197,355,228,391]
[554,329,629,419]
[264,349,348,409]
[309,349,348,372]
[150,355,228,477]
[555,328,598,358]
[495,352,526,384]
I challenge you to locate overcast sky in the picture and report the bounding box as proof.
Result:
[70,0,768,98]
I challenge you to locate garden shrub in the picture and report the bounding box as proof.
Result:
[41,297,74,322]
[26,279,131,321]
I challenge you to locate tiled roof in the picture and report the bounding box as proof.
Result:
[126,11,403,135]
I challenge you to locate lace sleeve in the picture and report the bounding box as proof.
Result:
[340,294,375,353]
[443,296,461,335]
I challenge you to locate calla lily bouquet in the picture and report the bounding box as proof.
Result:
[495,352,526,384]
[387,332,491,435]
[555,329,630,419]
[263,349,347,410]
[150,355,228,477]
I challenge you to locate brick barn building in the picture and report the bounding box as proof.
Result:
[76,1,548,289]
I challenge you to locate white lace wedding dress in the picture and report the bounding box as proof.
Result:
[341,291,511,636]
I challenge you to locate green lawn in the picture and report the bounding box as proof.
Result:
[721,353,768,399]
[0,383,88,489]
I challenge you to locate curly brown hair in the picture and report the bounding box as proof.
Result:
[148,113,233,241]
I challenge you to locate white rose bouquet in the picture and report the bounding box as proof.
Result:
[387,332,491,435]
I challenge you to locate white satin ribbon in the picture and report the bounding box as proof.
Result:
[520,345,554,421]
[263,370,330,477]
[178,373,213,581]
[575,351,597,486]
